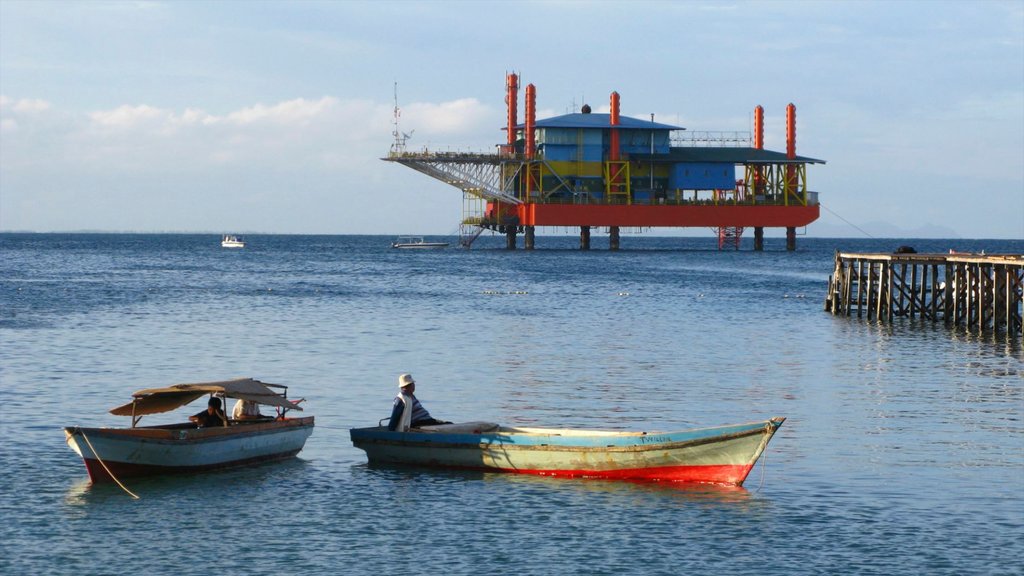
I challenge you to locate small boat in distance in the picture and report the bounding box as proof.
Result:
[350,417,784,486]
[65,378,313,483]
[391,236,449,249]
[221,234,245,248]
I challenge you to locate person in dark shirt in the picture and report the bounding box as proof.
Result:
[190,396,227,428]
[388,373,450,431]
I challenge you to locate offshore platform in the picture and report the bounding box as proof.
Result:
[384,73,825,250]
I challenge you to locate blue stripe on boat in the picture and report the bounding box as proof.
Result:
[351,420,774,448]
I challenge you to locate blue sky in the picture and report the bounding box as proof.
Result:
[1,0,1022,238]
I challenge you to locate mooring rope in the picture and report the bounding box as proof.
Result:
[820,203,876,239]
[752,422,773,493]
[77,429,140,499]
[754,442,768,493]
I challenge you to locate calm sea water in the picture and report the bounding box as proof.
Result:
[1,233,1021,575]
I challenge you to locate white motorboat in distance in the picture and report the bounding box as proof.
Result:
[65,378,313,483]
[391,236,449,249]
[222,235,245,248]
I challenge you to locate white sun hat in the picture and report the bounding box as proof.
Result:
[398,373,415,388]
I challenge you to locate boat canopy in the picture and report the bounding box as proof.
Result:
[109,378,303,417]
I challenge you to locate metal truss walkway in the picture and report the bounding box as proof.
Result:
[383,151,522,205]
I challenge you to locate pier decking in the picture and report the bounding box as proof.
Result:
[824,252,1023,335]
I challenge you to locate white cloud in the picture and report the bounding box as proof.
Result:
[82,96,381,140]
[89,104,167,128]
[0,95,52,113]
[13,98,51,113]
[223,96,338,126]
[180,107,215,125]
[404,98,491,135]
[40,96,398,173]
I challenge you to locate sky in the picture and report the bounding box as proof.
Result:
[1,0,1022,239]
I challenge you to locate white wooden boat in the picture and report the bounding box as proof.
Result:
[221,235,245,248]
[65,378,313,483]
[391,236,449,249]
[350,417,784,486]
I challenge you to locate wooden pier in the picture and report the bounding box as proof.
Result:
[824,252,1023,335]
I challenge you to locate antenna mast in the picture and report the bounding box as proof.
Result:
[391,82,412,155]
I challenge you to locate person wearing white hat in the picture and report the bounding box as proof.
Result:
[388,373,449,431]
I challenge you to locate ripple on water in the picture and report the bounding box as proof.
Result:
[1,234,1021,575]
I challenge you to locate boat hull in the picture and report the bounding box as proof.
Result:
[350,417,783,486]
[65,417,314,483]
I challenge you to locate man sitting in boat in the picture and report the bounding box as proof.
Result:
[232,398,263,421]
[190,396,228,428]
[388,374,450,431]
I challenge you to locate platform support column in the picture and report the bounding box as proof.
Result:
[754,227,764,251]
[505,227,517,250]
[786,227,796,251]
[609,226,620,251]
[524,226,535,250]
[580,226,591,250]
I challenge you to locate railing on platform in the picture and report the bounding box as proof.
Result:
[672,131,752,147]
[385,149,818,209]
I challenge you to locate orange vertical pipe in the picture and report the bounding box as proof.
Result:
[753,105,764,150]
[785,103,797,196]
[608,91,623,199]
[525,84,536,159]
[753,105,765,196]
[786,103,796,159]
[506,73,518,147]
[609,91,621,161]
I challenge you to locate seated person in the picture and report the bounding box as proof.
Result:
[190,396,227,428]
[388,373,450,432]
[232,398,263,420]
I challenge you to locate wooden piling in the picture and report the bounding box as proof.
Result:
[824,252,1023,335]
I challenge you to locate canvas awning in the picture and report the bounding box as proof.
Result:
[109,378,304,416]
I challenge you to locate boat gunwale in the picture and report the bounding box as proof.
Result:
[65,416,315,443]
[351,418,782,455]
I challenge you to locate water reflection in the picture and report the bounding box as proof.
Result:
[359,462,757,504]
[61,478,137,515]
[6,234,1022,575]
[63,478,100,508]
[62,457,314,508]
